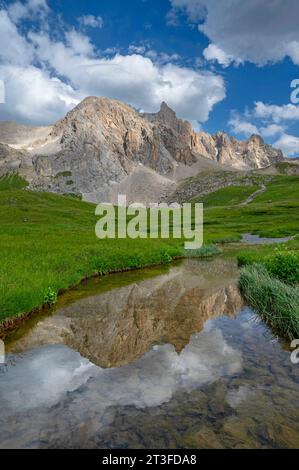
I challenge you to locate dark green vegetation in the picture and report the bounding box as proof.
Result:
[0,172,298,327]
[182,245,221,258]
[0,187,183,323]
[202,176,299,241]
[191,185,258,207]
[274,161,299,175]
[231,175,299,340]
[239,245,299,339]
[239,264,299,339]
[0,173,28,191]
[55,171,72,178]
[238,247,299,285]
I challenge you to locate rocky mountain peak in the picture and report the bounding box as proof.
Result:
[0,96,285,204]
[213,131,234,146]
[52,96,138,138]
[248,134,264,144]
[158,101,177,121]
[141,101,192,134]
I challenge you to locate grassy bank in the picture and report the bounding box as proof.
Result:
[191,185,259,206]
[239,264,299,339]
[238,246,299,284]
[239,246,299,339]
[198,176,299,340]
[0,188,184,324]
[201,176,299,242]
[0,173,298,327]
[0,176,222,325]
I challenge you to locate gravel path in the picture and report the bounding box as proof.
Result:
[240,184,266,206]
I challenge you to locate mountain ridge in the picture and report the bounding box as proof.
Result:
[0,97,284,204]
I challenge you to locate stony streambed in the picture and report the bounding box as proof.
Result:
[0,258,298,449]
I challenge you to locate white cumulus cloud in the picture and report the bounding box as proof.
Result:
[65,29,95,56]
[78,15,104,29]
[254,101,299,123]
[0,10,33,65]
[228,115,258,137]
[259,124,286,138]
[274,133,299,156]
[8,0,49,24]
[203,44,233,68]
[0,5,226,125]
[0,64,80,124]
[169,0,299,66]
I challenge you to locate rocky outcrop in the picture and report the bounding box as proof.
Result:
[0,97,285,202]
[142,101,198,166]
[142,104,283,170]
[30,97,195,202]
[0,143,34,180]
[195,131,283,169]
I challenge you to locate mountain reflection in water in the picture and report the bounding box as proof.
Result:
[1,259,299,449]
[7,259,242,367]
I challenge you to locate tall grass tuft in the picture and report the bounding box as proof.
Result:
[238,248,299,285]
[239,264,299,339]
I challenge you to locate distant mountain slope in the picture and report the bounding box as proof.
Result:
[0,121,51,146]
[0,97,284,203]
[257,160,299,176]
[143,102,284,170]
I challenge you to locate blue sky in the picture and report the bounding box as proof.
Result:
[1,0,299,156]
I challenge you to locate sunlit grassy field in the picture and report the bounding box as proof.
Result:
[0,180,183,322]
[191,185,259,207]
[201,176,299,242]
[0,173,298,323]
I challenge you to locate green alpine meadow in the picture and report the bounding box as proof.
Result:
[1,0,299,451]
[0,171,298,336]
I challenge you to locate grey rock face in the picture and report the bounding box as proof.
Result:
[5,97,201,201]
[143,105,283,170]
[198,131,283,169]
[0,143,34,180]
[30,97,188,201]
[0,97,285,202]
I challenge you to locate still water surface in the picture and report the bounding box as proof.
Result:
[0,259,299,449]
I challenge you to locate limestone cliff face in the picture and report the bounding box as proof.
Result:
[0,97,284,202]
[193,131,283,170]
[213,132,283,169]
[0,143,34,180]
[142,103,283,170]
[142,101,198,165]
[30,97,192,202]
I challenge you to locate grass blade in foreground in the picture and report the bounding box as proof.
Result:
[239,264,299,339]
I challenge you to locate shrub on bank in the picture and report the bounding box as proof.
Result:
[265,250,299,284]
[182,244,221,258]
[238,248,299,285]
